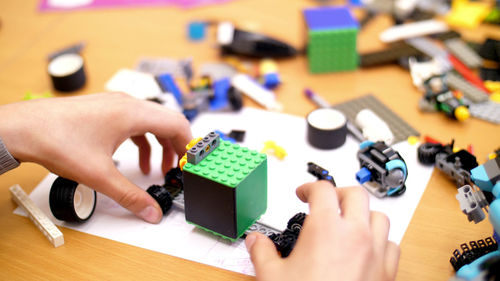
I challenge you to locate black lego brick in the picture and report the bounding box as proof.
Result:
[183,171,237,239]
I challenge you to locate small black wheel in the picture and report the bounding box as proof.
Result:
[164,167,183,190]
[286,212,307,233]
[278,231,298,258]
[49,177,97,222]
[147,185,173,215]
[417,143,443,165]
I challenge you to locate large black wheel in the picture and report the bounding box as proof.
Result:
[49,177,97,222]
[417,143,443,165]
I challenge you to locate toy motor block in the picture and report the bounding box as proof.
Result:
[182,132,267,241]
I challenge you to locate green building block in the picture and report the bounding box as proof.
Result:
[304,6,359,73]
[182,139,267,241]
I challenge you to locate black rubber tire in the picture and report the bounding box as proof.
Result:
[147,185,173,215]
[287,212,306,234]
[49,176,97,222]
[417,143,443,165]
[164,167,183,190]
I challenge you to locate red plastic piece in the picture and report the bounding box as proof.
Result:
[424,135,442,144]
[448,54,490,94]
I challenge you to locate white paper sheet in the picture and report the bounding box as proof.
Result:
[15,107,434,276]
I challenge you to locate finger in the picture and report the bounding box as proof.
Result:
[370,211,390,256]
[156,137,175,175]
[384,241,400,280]
[132,102,193,157]
[246,232,281,271]
[131,135,151,175]
[82,159,163,224]
[337,186,370,224]
[296,180,339,215]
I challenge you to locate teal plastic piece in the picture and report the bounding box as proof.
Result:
[456,251,500,280]
[490,199,500,237]
[386,159,407,179]
[471,165,494,192]
[359,140,374,150]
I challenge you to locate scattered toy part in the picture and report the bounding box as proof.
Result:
[456,185,489,224]
[261,140,287,160]
[356,141,408,198]
[10,184,64,247]
[231,74,283,111]
[48,53,86,92]
[355,108,394,144]
[216,21,297,58]
[268,212,307,257]
[307,162,336,186]
[332,94,420,144]
[49,177,97,223]
[306,108,347,149]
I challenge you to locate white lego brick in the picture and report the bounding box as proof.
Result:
[10,184,64,247]
[231,74,283,111]
[105,68,162,100]
[380,20,449,43]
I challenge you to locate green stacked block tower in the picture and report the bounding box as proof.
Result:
[304,6,359,73]
[182,131,267,241]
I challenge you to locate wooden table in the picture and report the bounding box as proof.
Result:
[0,1,498,280]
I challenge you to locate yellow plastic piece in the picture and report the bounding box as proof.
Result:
[179,137,202,170]
[261,140,287,160]
[259,59,278,75]
[407,136,419,145]
[490,92,500,103]
[484,81,500,92]
[454,105,470,121]
[23,91,52,100]
[488,152,498,160]
[179,156,187,170]
[223,56,251,74]
[446,0,492,28]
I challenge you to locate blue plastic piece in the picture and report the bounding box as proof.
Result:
[214,130,236,144]
[303,6,358,31]
[359,140,374,150]
[183,108,198,121]
[349,0,363,6]
[188,21,206,41]
[262,73,281,89]
[356,167,371,184]
[386,159,407,179]
[155,73,183,106]
[210,78,230,111]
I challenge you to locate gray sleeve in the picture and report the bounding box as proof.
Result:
[0,137,20,175]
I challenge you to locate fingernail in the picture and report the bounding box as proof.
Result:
[138,205,162,223]
[245,234,257,252]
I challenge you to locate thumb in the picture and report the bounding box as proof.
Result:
[87,163,163,224]
[246,232,281,270]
